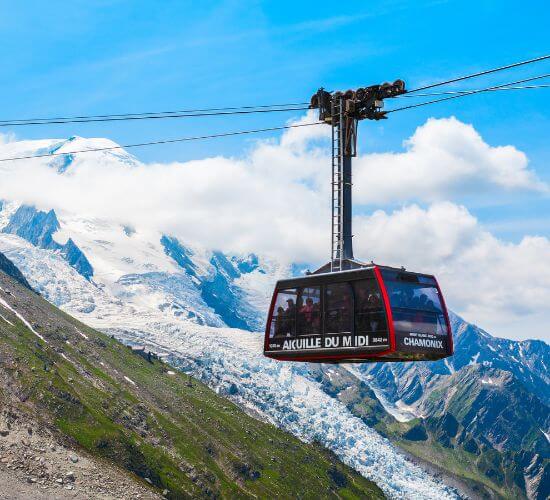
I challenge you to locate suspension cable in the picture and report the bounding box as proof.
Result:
[0,105,310,128]
[406,54,550,94]
[386,74,550,114]
[392,83,550,98]
[2,55,548,126]
[0,101,309,124]
[0,122,322,163]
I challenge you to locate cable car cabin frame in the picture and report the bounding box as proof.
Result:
[263,265,453,363]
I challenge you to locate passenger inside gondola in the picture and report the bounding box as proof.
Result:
[325,283,352,333]
[275,306,286,336]
[300,298,314,331]
[285,298,295,314]
[285,298,296,336]
[270,292,296,339]
[297,288,321,335]
[353,280,385,334]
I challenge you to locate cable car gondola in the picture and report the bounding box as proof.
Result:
[263,261,453,363]
[263,83,454,363]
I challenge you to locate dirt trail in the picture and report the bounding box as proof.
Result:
[0,408,161,500]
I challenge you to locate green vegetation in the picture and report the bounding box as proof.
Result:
[393,430,522,499]
[0,273,384,499]
[308,362,548,500]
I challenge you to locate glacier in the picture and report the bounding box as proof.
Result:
[111,322,458,500]
[0,214,458,499]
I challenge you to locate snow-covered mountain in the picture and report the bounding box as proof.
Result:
[0,137,548,499]
[0,200,460,499]
[359,310,549,408]
[0,196,280,329]
[2,199,548,499]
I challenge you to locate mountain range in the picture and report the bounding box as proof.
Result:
[0,254,383,499]
[0,136,548,499]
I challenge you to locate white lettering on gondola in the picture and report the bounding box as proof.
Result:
[403,337,444,349]
[281,335,373,351]
[325,336,339,348]
[355,335,368,347]
[282,337,322,350]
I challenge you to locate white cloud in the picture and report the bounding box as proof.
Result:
[0,117,548,340]
[354,203,550,340]
[353,117,548,204]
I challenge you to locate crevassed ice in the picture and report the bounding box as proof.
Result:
[0,230,459,498]
[111,322,458,500]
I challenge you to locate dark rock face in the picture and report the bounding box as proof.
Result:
[236,254,262,274]
[60,238,94,280]
[160,235,197,277]
[200,251,253,331]
[161,235,263,330]
[4,205,60,248]
[2,205,93,280]
[328,466,348,488]
[0,252,33,291]
[403,424,428,441]
[425,413,459,448]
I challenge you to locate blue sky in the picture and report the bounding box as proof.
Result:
[0,0,549,243]
[0,0,549,339]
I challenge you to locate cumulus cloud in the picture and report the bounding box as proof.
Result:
[353,117,548,203]
[354,203,550,339]
[0,117,548,339]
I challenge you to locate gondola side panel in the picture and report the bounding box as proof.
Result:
[379,269,451,358]
[265,270,393,361]
[264,288,279,353]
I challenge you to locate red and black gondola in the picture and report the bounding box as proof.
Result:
[263,85,454,363]
[263,264,453,363]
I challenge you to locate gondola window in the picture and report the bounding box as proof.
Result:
[325,282,352,334]
[270,289,299,338]
[382,270,449,337]
[353,279,387,335]
[296,286,321,336]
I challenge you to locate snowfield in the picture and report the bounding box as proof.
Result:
[0,231,458,498]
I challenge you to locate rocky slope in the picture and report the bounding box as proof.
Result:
[322,321,550,499]
[0,250,32,291]
[298,316,549,500]
[416,365,549,498]
[0,260,384,499]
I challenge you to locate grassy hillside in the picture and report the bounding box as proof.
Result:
[0,269,384,499]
